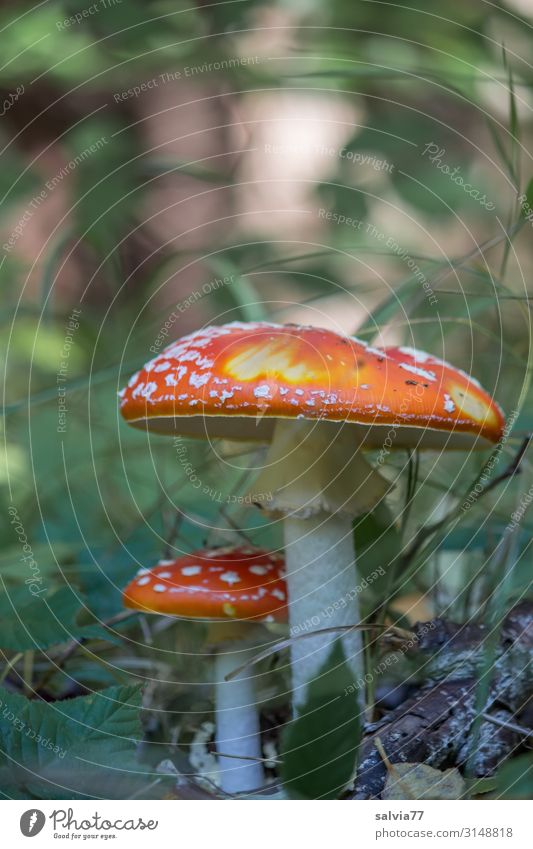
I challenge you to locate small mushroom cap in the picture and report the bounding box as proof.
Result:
[120,322,505,449]
[123,546,287,622]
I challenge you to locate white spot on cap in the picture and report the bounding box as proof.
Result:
[249,564,267,575]
[153,584,167,593]
[366,346,387,358]
[443,393,456,413]
[182,565,202,576]
[399,346,431,363]
[165,374,178,387]
[189,372,210,388]
[137,577,151,586]
[271,588,286,601]
[196,356,214,369]
[141,381,158,400]
[220,571,241,585]
[399,363,436,382]
[154,361,172,372]
[254,384,271,399]
[180,350,203,363]
[157,571,172,579]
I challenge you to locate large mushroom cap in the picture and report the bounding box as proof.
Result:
[119,322,505,449]
[123,546,287,622]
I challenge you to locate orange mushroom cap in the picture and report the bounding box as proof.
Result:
[119,322,505,449]
[123,546,287,622]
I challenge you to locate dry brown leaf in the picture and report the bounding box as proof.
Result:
[382,763,466,800]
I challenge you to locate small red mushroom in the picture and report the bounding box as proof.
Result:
[123,545,287,795]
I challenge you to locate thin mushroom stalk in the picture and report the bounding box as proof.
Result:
[214,645,264,794]
[122,546,287,796]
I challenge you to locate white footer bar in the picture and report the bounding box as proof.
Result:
[3,799,530,848]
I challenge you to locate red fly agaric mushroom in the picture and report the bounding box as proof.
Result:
[120,323,505,705]
[123,545,287,795]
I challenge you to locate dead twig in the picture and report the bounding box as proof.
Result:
[481,712,533,741]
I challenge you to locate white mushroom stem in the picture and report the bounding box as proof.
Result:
[283,512,363,707]
[251,418,391,709]
[214,647,264,795]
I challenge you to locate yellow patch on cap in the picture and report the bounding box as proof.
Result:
[225,340,311,383]
[449,384,490,423]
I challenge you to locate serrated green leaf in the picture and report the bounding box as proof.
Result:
[0,684,160,799]
[280,642,361,799]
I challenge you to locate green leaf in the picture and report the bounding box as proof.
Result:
[0,544,75,585]
[519,177,533,218]
[0,684,162,799]
[206,256,265,323]
[465,776,497,797]
[143,158,233,184]
[280,642,361,799]
[492,752,533,799]
[354,505,400,580]
[0,585,109,651]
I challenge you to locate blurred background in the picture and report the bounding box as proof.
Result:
[1,0,532,799]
